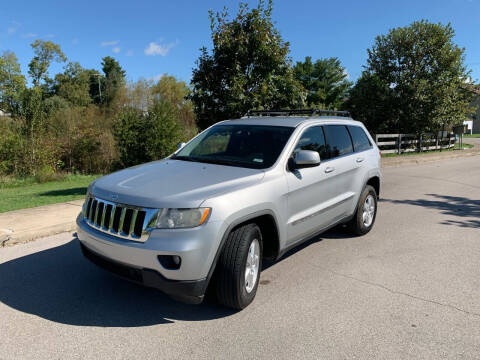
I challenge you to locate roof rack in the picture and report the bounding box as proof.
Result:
[244,109,350,118]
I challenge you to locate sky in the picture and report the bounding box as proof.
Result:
[1,0,479,85]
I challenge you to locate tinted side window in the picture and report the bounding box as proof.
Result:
[323,125,353,158]
[294,126,328,160]
[348,126,372,152]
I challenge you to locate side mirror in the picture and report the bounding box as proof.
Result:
[291,150,320,169]
[177,142,186,150]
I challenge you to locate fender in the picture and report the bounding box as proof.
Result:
[204,209,280,288]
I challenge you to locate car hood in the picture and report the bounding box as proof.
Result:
[90,159,265,209]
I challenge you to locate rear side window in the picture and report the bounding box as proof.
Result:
[294,126,328,160]
[348,126,372,152]
[323,125,354,159]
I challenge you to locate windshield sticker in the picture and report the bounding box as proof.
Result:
[253,158,264,163]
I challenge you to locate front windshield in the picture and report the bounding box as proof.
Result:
[172,124,294,169]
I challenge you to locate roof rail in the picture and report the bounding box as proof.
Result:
[244,109,350,118]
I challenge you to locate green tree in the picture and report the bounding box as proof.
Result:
[114,99,183,168]
[344,72,397,134]
[54,62,92,106]
[101,56,126,106]
[152,75,197,139]
[190,0,305,129]
[145,100,181,159]
[293,56,351,109]
[348,20,475,134]
[0,51,26,115]
[17,87,59,175]
[113,107,150,167]
[28,40,67,87]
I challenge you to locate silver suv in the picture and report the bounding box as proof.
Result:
[77,109,381,309]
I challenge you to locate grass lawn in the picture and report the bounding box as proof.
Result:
[382,143,474,158]
[464,134,480,138]
[0,174,99,213]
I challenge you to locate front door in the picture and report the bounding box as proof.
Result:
[286,126,341,244]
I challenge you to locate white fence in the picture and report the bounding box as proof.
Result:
[375,133,455,154]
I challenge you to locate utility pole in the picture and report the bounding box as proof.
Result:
[93,73,102,101]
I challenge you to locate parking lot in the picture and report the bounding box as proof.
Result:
[1,155,479,359]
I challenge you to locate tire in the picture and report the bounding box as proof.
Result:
[346,185,378,236]
[215,223,263,310]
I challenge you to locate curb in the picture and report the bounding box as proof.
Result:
[0,200,83,248]
[382,150,480,167]
[0,222,77,247]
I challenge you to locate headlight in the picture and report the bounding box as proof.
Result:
[155,208,211,229]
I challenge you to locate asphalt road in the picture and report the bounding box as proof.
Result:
[1,155,479,360]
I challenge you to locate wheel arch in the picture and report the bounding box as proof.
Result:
[366,176,380,197]
[205,210,281,289]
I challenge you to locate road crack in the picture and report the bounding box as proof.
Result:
[307,261,480,319]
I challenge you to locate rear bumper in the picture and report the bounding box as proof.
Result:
[80,242,208,304]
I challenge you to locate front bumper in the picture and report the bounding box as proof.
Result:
[76,214,226,301]
[79,242,207,304]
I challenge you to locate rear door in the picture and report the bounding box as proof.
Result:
[319,124,359,218]
[347,124,376,205]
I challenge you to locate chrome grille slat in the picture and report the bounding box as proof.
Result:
[109,205,116,230]
[82,195,158,243]
[89,200,96,222]
[100,202,107,227]
[129,210,138,236]
[118,208,126,234]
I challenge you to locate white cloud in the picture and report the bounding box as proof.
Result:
[144,40,178,56]
[112,47,121,54]
[101,40,119,46]
[7,21,20,34]
[22,33,37,38]
[126,49,134,56]
[149,74,165,82]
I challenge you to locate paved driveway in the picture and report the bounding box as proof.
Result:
[1,156,479,359]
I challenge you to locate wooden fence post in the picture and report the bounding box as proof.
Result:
[398,134,402,154]
[418,134,422,152]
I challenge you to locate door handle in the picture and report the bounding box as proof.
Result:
[325,166,335,173]
[356,157,365,163]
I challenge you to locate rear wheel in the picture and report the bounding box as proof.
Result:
[215,223,262,310]
[346,185,377,235]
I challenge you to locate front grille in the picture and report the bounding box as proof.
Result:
[82,195,159,242]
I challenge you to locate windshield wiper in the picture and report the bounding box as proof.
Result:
[171,155,244,167]
[170,155,197,162]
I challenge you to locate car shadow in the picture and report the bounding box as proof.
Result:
[262,228,351,271]
[39,187,87,197]
[380,193,480,229]
[0,238,235,327]
[0,228,348,327]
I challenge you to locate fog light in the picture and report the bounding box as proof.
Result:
[158,255,181,270]
[172,255,181,265]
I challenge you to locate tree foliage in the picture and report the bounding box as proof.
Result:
[113,99,182,168]
[54,62,92,107]
[0,40,194,177]
[294,56,351,109]
[101,56,126,106]
[28,40,67,86]
[190,0,305,129]
[346,20,475,134]
[0,51,26,114]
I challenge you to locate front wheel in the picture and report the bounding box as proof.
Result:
[346,185,378,235]
[215,223,263,310]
